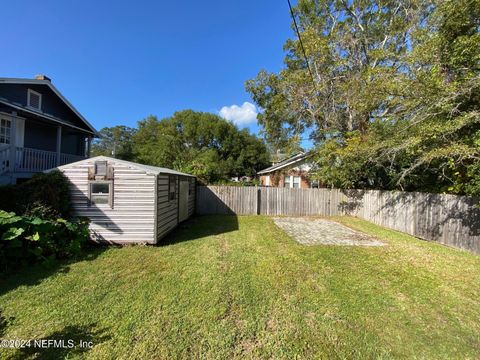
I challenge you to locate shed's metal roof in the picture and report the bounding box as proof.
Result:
[53,156,196,177]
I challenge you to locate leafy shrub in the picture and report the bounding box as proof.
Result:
[0,210,89,272]
[0,171,71,217]
[211,179,260,187]
[24,201,62,220]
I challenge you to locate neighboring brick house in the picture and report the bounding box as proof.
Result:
[258,152,318,188]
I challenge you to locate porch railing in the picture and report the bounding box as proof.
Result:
[0,147,86,175]
[0,147,9,175]
[59,152,86,165]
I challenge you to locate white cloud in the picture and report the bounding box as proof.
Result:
[219,102,258,126]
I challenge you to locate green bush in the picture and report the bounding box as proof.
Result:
[0,210,89,272]
[0,171,71,217]
[211,179,260,187]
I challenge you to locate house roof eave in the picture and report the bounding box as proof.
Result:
[0,77,98,135]
[0,99,97,136]
[257,152,313,175]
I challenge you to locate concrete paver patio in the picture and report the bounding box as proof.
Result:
[273,217,385,246]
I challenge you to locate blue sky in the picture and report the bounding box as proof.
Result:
[2,0,295,139]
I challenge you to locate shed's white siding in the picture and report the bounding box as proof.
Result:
[56,156,195,245]
[61,159,156,244]
[156,175,196,242]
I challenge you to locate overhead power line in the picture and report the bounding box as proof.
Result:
[287,0,317,90]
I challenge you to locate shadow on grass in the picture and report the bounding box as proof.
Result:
[11,323,111,360]
[159,215,239,246]
[0,308,14,337]
[0,245,108,298]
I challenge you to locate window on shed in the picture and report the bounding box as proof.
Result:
[169,176,176,201]
[27,89,42,110]
[95,161,107,176]
[89,181,113,207]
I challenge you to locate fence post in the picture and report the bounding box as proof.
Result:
[256,187,261,215]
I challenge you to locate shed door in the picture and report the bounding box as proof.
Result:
[179,180,189,222]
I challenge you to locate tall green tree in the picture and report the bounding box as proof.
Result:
[388,0,480,194]
[330,0,480,194]
[133,110,270,184]
[247,0,480,195]
[246,0,429,145]
[91,126,137,161]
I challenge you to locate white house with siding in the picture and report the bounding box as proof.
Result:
[51,156,196,244]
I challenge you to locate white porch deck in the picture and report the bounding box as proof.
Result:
[0,146,86,175]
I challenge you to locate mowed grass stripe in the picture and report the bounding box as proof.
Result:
[0,216,479,359]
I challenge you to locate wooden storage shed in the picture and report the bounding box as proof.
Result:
[52,156,196,244]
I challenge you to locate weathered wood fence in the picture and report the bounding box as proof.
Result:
[196,186,480,254]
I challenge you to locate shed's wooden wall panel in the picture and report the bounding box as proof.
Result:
[156,174,178,240]
[188,178,196,217]
[61,160,156,244]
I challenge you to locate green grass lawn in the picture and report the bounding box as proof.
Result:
[1,216,479,359]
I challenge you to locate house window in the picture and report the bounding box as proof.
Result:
[292,176,301,188]
[27,89,42,110]
[0,118,11,145]
[169,176,176,201]
[89,181,113,207]
[283,175,301,188]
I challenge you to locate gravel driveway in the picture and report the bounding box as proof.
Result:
[273,217,385,246]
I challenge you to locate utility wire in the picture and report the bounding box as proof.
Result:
[287,0,317,91]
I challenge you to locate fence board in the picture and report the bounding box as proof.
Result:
[196,186,480,254]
